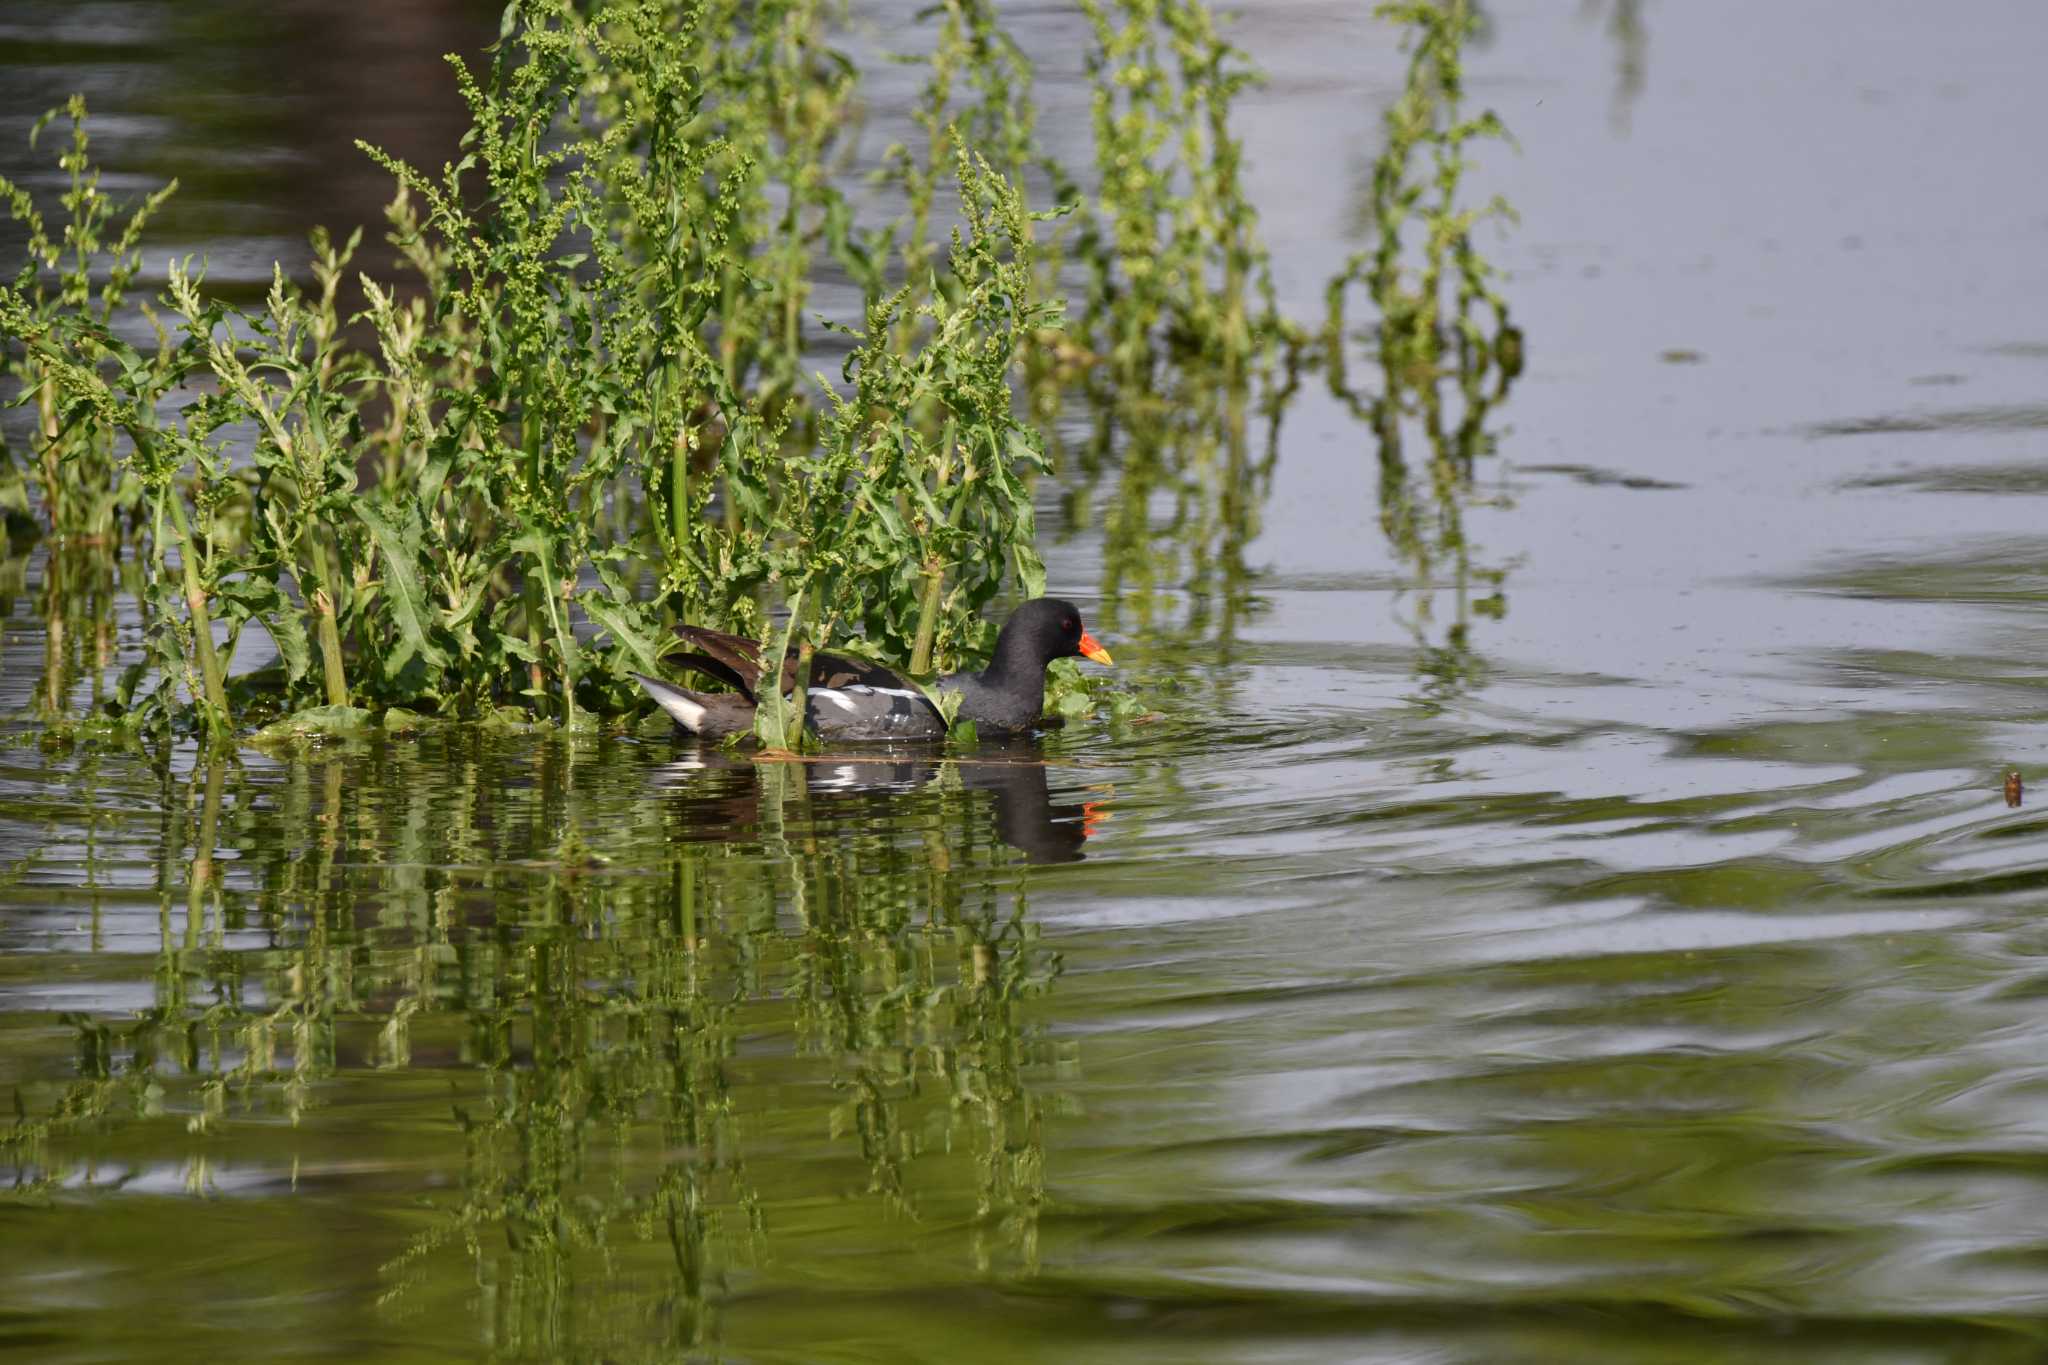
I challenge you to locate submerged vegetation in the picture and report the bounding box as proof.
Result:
[0,0,1515,742]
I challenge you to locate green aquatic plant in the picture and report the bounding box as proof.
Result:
[1325,0,1519,394]
[1,0,1304,742]
[0,1,1065,739]
[1072,0,1282,390]
[0,97,175,548]
[878,0,1051,320]
[874,0,1291,418]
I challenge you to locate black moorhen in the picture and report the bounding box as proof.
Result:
[633,596,1113,742]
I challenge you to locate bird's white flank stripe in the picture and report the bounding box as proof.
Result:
[815,685,924,711]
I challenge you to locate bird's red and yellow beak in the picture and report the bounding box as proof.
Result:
[1078,632,1114,666]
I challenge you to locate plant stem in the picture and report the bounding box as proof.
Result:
[758,579,808,752]
[530,538,578,730]
[161,485,231,726]
[224,383,353,708]
[305,533,349,707]
[524,574,547,715]
[671,420,690,560]
[36,373,63,534]
[908,418,960,678]
[909,559,944,677]
[789,633,814,754]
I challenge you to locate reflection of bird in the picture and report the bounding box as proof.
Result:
[633,597,1113,742]
[648,738,1102,864]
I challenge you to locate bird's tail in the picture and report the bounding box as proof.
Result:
[632,672,710,734]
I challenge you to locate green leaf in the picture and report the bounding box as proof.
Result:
[416,445,454,515]
[913,679,965,729]
[357,501,453,683]
[1011,542,1047,601]
[856,484,911,544]
[581,592,667,678]
[250,704,377,744]
[212,575,311,688]
[499,632,542,666]
[509,527,580,681]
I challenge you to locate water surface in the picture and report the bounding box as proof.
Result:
[9,2,2048,1360]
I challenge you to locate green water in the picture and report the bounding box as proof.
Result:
[11,0,2048,1360]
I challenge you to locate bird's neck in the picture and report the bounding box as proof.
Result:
[974,640,1037,691]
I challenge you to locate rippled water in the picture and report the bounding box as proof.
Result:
[9,1,2048,1360]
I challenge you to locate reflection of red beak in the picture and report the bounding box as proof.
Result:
[1081,800,1108,839]
[1078,632,1113,666]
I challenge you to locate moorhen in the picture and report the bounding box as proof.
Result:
[633,596,1113,742]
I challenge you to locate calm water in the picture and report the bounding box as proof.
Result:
[9,1,2048,1360]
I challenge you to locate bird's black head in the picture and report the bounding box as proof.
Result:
[994,597,1114,672]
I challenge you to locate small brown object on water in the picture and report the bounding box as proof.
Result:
[2005,770,2024,808]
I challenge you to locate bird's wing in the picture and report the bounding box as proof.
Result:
[669,625,909,697]
[806,650,911,692]
[667,625,765,693]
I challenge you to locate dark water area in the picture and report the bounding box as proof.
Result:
[0,0,499,291]
[10,1,2048,1360]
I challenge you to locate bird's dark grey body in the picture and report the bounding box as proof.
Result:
[634,597,1110,744]
[808,682,948,740]
[931,665,1042,733]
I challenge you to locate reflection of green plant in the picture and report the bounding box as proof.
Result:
[1313,0,1520,706]
[1074,0,1282,389]
[1093,384,1268,641]
[1327,0,1518,392]
[1588,0,1648,126]
[14,543,133,725]
[787,774,1061,1226]
[2,742,1065,1354]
